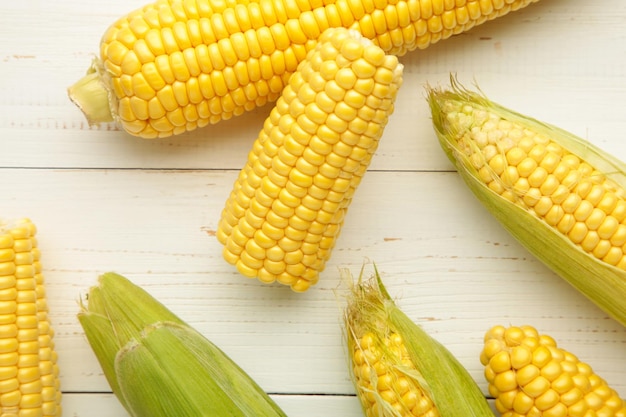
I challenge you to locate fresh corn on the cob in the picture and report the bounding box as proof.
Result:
[428,79,626,327]
[77,272,288,417]
[0,219,62,417]
[481,324,626,417]
[216,28,402,292]
[344,267,495,417]
[68,0,540,138]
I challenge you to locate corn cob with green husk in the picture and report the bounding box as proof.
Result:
[427,79,626,327]
[481,324,626,417]
[77,272,287,417]
[343,267,494,417]
[68,0,540,138]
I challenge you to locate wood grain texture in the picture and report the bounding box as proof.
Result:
[1,0,625,415]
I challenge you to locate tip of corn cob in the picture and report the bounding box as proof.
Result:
[481,324,626,416]
[68,60,115,127]
[343,266,494,417]
[78,272,288,417]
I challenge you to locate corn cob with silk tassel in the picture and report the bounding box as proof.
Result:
[343,267,495,417]
[428,78,626,327]
[68,0,540,138]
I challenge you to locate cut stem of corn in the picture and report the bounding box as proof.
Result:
[216,28,403,292]
[481,324,626,417]
[77,272,288,417]
[343,267,495,417]
[428,78,626,327]
[0,218,62,417]
[68,0,540,138]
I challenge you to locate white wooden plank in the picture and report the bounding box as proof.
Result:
[1,168,624,400]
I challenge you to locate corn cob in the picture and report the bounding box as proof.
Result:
[68,0,540,138]
[216,28,402,291]
[0,219,62,417]
[427,79,626,327]
[344,267,495,417]
[481,324,626,417]
[77,272,288,417]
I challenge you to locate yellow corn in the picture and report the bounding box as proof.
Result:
[216,28,402,291]
[344,267,495,417]
[481,324,626,417]
[0,219,62,417]
[428,79,626,327]
[68,0,540,138]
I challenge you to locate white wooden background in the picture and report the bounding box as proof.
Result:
[2,0,625,415]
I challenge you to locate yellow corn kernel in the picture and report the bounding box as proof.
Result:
[69,0,540,137]
[481,325,626,417]
[218,28,402,291]
[0,219,62,416]
[351,331,439,416]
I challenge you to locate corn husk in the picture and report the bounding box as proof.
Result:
[77,272,288,417]
[343,267,494,416]
[427,78,626,327]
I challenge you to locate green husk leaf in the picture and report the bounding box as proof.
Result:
[116,321,287,417]
[78,272,287,417]
[427,77,626,327]
[344,268,494,417]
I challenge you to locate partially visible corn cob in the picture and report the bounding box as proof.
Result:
[216,28,402,292]
[68,0,540,138]
[428,79,626,327]
[0,218,62,417]
[344,267,494,417]
[481,324,626,417]
[77,272,288,417]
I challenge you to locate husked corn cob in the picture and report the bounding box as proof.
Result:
[78,272,288,417]
[0,219,62,417]
[216,28,402,291]
[344,268,495,417]
[428,79,626,326]
[68,0,540,138]
[481,324,626,417]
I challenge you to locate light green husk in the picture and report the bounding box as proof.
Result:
[343,267,494,417]
[77,272,288,417]
[427,77,626,327]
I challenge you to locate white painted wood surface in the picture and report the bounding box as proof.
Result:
[2,0,625,415]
